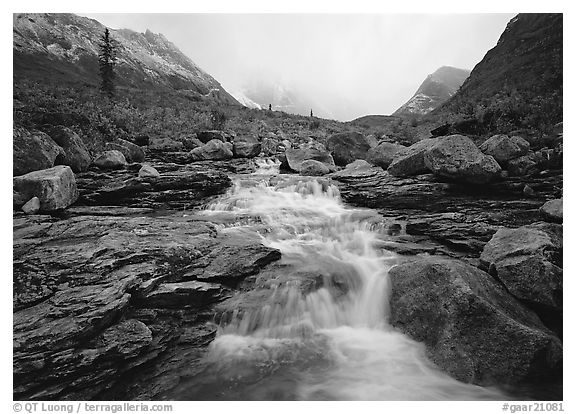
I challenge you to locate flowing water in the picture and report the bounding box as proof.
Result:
[167,159,507,400]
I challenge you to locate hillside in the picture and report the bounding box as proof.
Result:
[13,13,239,105]
[432,13,562,133]
[393,66,470,118]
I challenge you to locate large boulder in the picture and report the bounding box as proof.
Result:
[299,159,331,176]
[106,138,145,163]
[93,150,127,170]
[13,127,64,176]
[233,135,261,158]
[282,148,336,173]
[197,130,226,144]
[479,134,530,167]
[13,165,78,211]
[366,142,406,169]
[389,257,562,385]
[540,198,562,223]
[423,135,502,184]
[479,223,562,313]
[326,132,371,166]
[45,125,91,172]
[387,138,438,177]
[189,139,233,161]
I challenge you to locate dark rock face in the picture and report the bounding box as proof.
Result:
[326,132,371,166]
[389,257,562,386]
[282,147,336,173]
[44,125,91,172]
[13,165,78,211]
[93,150,127,170]
[13,210,281,400]
[540,198,562,223]
[233,135,261,158]
[479,134,530,167]
[423,135,502,184]
[479,224,562,313]
[387,138,438,177]
[365,142,406,169]
[106,138,146,163]
[189,139,233,161]
[13,127,64,176]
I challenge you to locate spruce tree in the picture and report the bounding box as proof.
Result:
[98,28,118,97]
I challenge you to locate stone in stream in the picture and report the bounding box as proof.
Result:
[282,147,336,173]
[326,131,372,166]
[138,165,160,178]
[93,150,127,170]
[540,198,562,223]
[300,159,331,176]
[13,127,64,176]
[13,165,78,211]
[189,139,233,161]
[139,280,224,308]
[389,257,562,386]
[106,138,146,163]
[365,142,406,169]
[233,135,262,158]
[44,125,92,172]
[387,138,439,177]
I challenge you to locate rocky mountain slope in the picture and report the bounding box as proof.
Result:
[393,66,470,117]
[432,14,562,132]
[13,13,239,105]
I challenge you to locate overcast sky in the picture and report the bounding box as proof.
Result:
[80,13,515,120]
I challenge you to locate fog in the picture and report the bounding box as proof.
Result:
[81,13,515,121]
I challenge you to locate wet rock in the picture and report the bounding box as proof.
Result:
[479,134,530,167]
[197,130,226,144]
[282,147,336,173]
[300,159,331,176]
[540,198,562,223]
[189,139,233,161]
[389,257,562,386]
[45,125,91,172]
[326,131,371,166]
[479,223,562,313]
[138,165,160,178]
[22,197,40,214]
[233,135,261,158]
[13,127,64,176]
[93,150,127,170]
[366,142,406,169]
[106,138,146,163]
[139,281,224,309]
[424,135,502,184]
[13,166,78,211]
[387,138,438,177]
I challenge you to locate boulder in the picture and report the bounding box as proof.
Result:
[326,132,371,166]
[13,166,78,211]
[540,198,562,223]
[44,125,91,172]
[300,159,331,176]
[479,224,562,312]
[233,135,262,158]
[13,127,64,176]
[181,136,204,151]
[423,135,502,184]
[138,165,160,178]
[189,139,233,161]
[282,148,336,173]
[389,257,562,385]
[139,281,223,309]
[366,142,406,169]
[106,138,145,163]
[479,134,530,167]
[21,197,40,214]
[197,130,227,144]
[148,138,184,152]
[508,154,539,176]
[93,150,127,170]
[387,138,439,177]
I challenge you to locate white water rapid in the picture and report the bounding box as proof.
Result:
[175,159,507,400]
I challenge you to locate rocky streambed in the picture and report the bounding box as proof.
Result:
[13,136,563,400]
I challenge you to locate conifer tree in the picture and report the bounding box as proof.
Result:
[98,28,118,97]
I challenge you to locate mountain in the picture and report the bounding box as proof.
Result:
[393,66,470,117]
[13,13,239,105]
[432,14,562,131]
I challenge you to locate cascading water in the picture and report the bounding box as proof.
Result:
[169,158,507,400]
